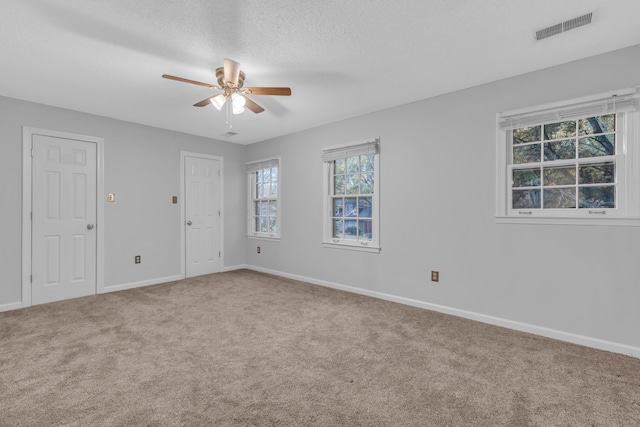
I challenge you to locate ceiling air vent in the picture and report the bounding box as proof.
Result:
[535,12,593,41]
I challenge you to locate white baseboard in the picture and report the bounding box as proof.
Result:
[100,265,250,294]
[0,301,24,313]
[100,274,184,294]
[245,265,640,359]
[223,264,249,272]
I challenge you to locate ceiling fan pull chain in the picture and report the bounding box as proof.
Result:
[226,97,232,129]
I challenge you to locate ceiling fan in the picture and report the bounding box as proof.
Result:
[162,58,291,116]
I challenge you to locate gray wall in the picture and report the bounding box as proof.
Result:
[0,97,246,305]
[245,44,640,351]
[2,44,639,354]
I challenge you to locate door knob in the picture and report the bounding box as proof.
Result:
[186,220,192,226]
[87,224,94,230]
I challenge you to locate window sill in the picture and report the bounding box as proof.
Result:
[248,235,281,241]
[322,241,381,253]
[495,216,640,227]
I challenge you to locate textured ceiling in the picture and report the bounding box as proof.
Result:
[1,0,640,144]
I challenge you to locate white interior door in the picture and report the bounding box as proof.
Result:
[185,156,221,277]
[31,134,97,305]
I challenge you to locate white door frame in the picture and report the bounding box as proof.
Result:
[21,127,105,307]
[180,151,224,277]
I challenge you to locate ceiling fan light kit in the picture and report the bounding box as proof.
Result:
[162,58,291,129]
[210,94,226,111]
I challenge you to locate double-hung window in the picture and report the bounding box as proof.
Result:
[322,138,380,252]
[247,157,280,239]
[496,88,640,225]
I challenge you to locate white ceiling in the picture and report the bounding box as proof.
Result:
[1,1,640,145]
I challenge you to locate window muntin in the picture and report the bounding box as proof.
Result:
[509,114,618,212]
[247,158,280,238]
[323,139,380,251]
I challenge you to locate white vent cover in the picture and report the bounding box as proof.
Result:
[535,12,593,41]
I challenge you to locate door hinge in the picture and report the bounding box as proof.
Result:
[218,211,221,217]
[31,148,34,157]
[30,274,32,283]
[219,251,221,258]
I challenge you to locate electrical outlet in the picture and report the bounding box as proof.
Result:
[135,255,141,264]
[431,270,439,282]
[257,246,261,254]
[172,196,178,204]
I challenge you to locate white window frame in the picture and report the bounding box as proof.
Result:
[322,138,380,253]
[247,157,281,240]
[496,87,640,226]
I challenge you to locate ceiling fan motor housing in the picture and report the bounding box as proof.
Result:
[216,67,246,88]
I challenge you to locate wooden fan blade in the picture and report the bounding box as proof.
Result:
[223,59,241,86]
[162,74,218,89]
[244,96,265,114]
[244,87,292,96]
[193,97,214,107]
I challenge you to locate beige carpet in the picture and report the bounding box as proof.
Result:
[1,269,639,426]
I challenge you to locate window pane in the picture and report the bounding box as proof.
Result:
[544,140,575,161]
[358,197,372,218]
[358,219,373,241]
[543,188,576,209]
[269,200,277,217]
[334,175,345,195]
[271,167,278,182]
[271,181,278,197]
[254,201,260,216]
[259,201,268,217]
[268,218,277,233]
[347,174,360,194]
[579,162,614,184]
[360,173,374,194]
[513,189,540,209]
[335,159,345,175]
[544,121,576,140]
[344,198,357,217]
[344,220,358,240]
[579,186,615,208]
[333,198,344,216]
[513,144,541,164]
[262,183,271,198]
[578,135,615,158]
[544,166,576,186]
[255,182,263,199]
[579,114,615,135]
[513,126,541,144]
[262,168,271,183]
[256,170,263,185]
[259,217,268,233]
[347,156,359,173]
[513,168,540,187]
[360,154,374,172]
[333,219,343,238]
